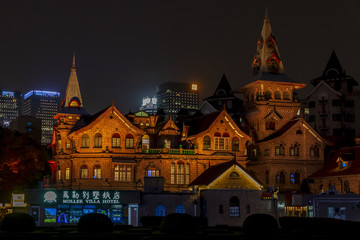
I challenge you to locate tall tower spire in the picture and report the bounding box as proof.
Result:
[252,9,285,75]
[62,52,85,111]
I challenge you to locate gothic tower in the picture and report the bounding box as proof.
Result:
[237,10,306,141]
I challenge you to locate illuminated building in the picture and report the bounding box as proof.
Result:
[236,10,326,192]
[139,96,157,114]
[156,82,199,117]
[0,89,22,127]
[23,90,60,145]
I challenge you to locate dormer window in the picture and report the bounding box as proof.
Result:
[337,157,348,169]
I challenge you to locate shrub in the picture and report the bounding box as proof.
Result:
[77,213,113,232]
[159,213,197,234]
[242,214,279,236]
[1,212,36,232]
[140,216,164,226]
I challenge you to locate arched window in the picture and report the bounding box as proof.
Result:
[214,132,229,150]
[94,133,102,148]
[65,168,70,180]
[112,133,120,148]
[274,91,281,99]
[171,163,175,184]
[203,135,211,150]
[177,161,185,184]
[229,196,240,217]
[93,165,101,179]
[232,137,239,151]
[114,165,131,182]
[264,90,272,100]
[185,163,190,184]
[276,172,285,184]
[275,144,285,156]
[66,141,71,150]
[266,120,275,130]
[57,135,61,150]
[290,172,300,184]
[229,172,239,178]
[146,166,160,177]
[81,134,89,148]
[265,170,269,184]
[80,165,88,179]
[311,145,320,157]
[142,135,150,150]
[283,91,291,100]
[176,205,185,214]
[156,205,165,216]
[290,144,299,156]
[125,134,134,149]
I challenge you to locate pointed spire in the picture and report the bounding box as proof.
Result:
[323,50,343,75]
[252,8,285,75]
[72,51,76,69]
[62,52,84,109]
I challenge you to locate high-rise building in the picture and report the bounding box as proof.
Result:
[9,115,42,144]
[23,90,60,145]
[0,89,22,127]
[303,51,360,146]
[156,82,199,116]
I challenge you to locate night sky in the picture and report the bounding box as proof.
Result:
[1,0,360,115]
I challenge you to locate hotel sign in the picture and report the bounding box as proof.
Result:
[43,190,120,204]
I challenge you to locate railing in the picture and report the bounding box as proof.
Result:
[142,148,195,155]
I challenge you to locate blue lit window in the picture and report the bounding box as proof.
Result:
[156,205,165,216]
[176,205,185,214]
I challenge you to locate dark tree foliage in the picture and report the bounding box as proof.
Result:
[242,214,279,236]
[77,213,114,232]
[159,213,197,234]
[1,212,36,232]
[0,127,51,191]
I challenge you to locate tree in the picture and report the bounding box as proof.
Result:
[0,127,51,191]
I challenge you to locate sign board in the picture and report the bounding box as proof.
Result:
[12,194,26,207]
[43,190,121,205]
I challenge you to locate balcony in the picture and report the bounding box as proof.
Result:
[142,148,195,155]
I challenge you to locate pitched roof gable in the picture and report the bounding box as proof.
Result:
[304,80,342,100]
[69,105,145,135]
[258,118,324,144]
[186,109,251,140]
[189,160,263,189]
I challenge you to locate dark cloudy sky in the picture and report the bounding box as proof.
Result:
[1,0,360,114]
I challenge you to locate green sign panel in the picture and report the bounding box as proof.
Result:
[43,190,121,204]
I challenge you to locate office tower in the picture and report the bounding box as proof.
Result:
[9,115,42,144]
[23,90,60,145]
[0,89,22,127]
[156,82,199,116]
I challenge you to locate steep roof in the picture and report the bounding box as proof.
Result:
[60,52,88,115]
[185,111,222,136]
[204,74,234,100]
[257,118,300,143]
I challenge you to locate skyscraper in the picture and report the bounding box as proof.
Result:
[156,82,199,116]
[23,90,60,145]
[0,89,22,127]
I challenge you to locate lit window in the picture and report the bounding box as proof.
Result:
[81,134,89,148]
[65,168,70,180]
[156,205,165,216]
[94,133,102,148]
[114,165,131,181]
[80,165,88,179]
[229,196,240,217]
[112,133,120,148]
[93,165,101,179]
[176,205,185,214]
[125,134,134,148]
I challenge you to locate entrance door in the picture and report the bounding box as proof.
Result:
[30,206,40,226]
[128,205,138,226]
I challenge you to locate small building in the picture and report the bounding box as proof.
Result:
[190,160,276,226]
